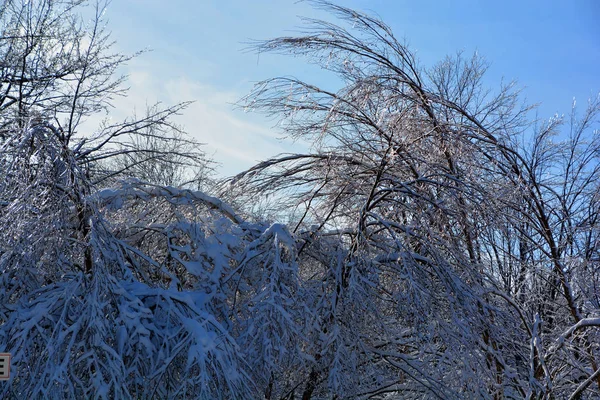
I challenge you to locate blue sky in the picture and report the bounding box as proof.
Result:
[103,0,599,176]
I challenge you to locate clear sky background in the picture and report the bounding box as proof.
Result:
[102,0,600,177]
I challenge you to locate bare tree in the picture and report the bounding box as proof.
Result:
[0,1,241,398]
[1,1,597,398]
[92,105,214,189]
[228,2,600,398]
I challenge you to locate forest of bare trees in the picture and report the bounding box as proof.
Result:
[0,1,598,399]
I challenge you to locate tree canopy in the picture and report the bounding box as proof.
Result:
[0,1,598,399]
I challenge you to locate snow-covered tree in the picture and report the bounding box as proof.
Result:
[0,1,245,398]
[1,0,598,399]
[229,2,600,398]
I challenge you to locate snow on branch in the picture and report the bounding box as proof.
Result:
[92,180,244,225]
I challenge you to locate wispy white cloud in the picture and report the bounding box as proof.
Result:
[85,64,299,177]
[163,76,290,175]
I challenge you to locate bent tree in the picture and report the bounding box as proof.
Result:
[0,0,231,398]
[0,0,598,399]
[230,1,600,398]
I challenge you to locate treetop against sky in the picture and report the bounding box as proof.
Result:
[1,1,599,398]
[102,0,599,176]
